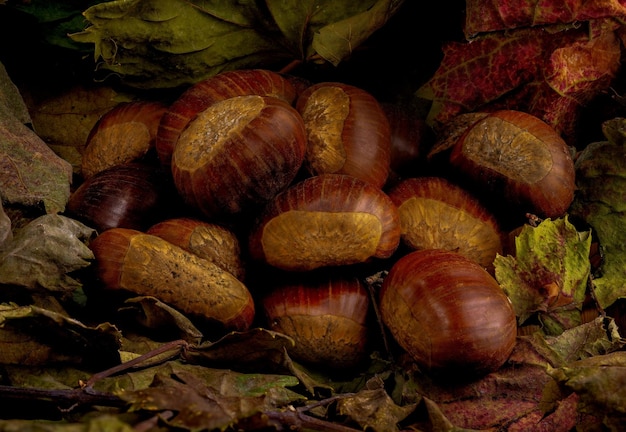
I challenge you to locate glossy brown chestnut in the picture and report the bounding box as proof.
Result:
[156,69,297,168]
[89,228,255,331]
[379,249,517,377]
[170,95,307,219]
[81,101,167,179]
[296,82,391,188]
[66,162,177,233]
[387,176,503,272]
[147,217,245,281]
[382,102,430,177]
[248,174,401,271]
[449,110,575,219]
[261,275,370,369]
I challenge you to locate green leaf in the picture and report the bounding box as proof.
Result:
[494,217,592,335]
[70,0,404,88]
[569,127,626,309]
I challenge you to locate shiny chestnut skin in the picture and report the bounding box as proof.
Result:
[261,274,370,369]
[248,174,401,272]
[156,69,297,168]
[81,101,167,179]
[66,162,178,233]
[387,176,503,272]
[379,249,517,377]
[449,110,575,219]
[296,82,391,188]
[170,95,307,220]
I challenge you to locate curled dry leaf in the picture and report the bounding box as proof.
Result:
[0,214,95,293]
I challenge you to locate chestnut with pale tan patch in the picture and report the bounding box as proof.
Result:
[171,95,307,219]
[82,101,167,179]
[296,82,391,188]
[248,174,400,272]
[388,177,503,271]
[90,228,255,331]
[262,276,370,368]
[449,110,575,218]
[147,217,245,281]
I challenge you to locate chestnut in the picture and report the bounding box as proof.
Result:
[156,69,297,168]
[387,176,503,272]
[89,228,255,331]
[81,101,167,179]
[248,174,401,272]
[66,162,178,233]
[382,102,431,178]
[448,110,575,219]
[379,249,517,377]
[296,82,391,188]
[261,274,370,369]
[147,217,245,281]
[170,95,307,219]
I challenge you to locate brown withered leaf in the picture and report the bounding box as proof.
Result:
[119,364,302,431]
[185,327,295,372]
[0,84,73,213]
[117,296,203,345]
[0,304,121,368]
[0,200,11,247]
[0,214,95,294]
[336,376,416,432]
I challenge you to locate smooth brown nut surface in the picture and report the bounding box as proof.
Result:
[380,249,517,377]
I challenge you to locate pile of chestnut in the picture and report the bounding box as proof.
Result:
[66,69,576,378]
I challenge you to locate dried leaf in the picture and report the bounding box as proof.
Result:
[416,18,621,143]
[494,217,592,335]
[464,0,626,37]
[185,328,295,372]
[548,351,626,425]
[570,124,626,309]
[0,214,95,294]
[120,364,302,431]
[70,0,403,88]
[0,200,11,248]
[336,377,416,432]
[0,69,73,213]
[0,304,121,367]
[118,296,204,345]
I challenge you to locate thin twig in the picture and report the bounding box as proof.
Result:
[82,339,188,391]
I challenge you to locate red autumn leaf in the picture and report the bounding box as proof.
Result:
[416,17,621,143]
[464,0,626,37]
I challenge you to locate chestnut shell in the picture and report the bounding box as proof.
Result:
[261,275,370,368]
[66,162,177,233]
[248,173,401,271]
[296,82,391,188]
[170,95,307,219]
[379,249,517,377]
[449,110,575,219]
[156,69,297,168]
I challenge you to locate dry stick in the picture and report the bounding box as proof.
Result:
[364,270,392,360]
[81,339,188,391]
